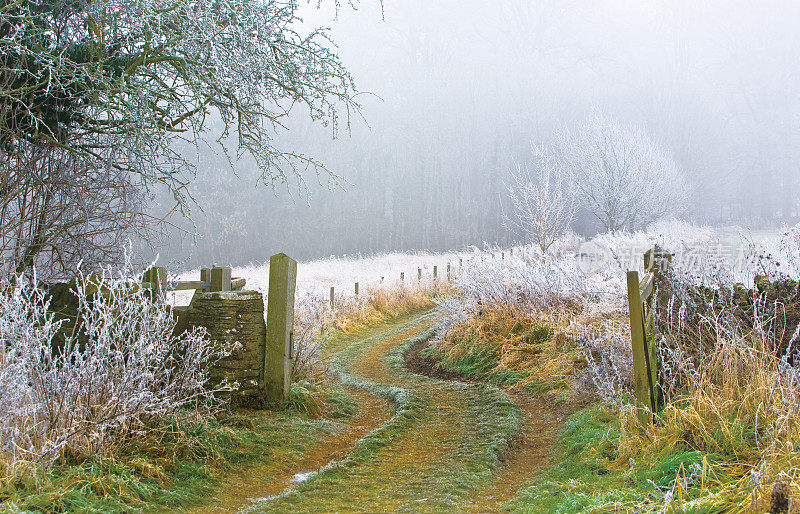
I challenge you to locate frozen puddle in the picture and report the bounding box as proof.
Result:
[289,470,317,483]
[243,471,318,510]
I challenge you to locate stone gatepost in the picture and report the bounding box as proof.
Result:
[174,290,267,407]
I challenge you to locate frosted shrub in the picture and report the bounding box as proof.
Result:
[0,268,230,472]
[575,319,633,409]
[433,244,631,402]
[444,247,585,314]
[749,222,800,282]
[435,244,625,335]
[593,218,717,274]
[292,292,334,381]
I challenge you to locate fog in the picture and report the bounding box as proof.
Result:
[146,0,800,269]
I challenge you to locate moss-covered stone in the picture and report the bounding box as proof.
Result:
[175,290,267,407]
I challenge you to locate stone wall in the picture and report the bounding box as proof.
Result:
[173,290,267,407]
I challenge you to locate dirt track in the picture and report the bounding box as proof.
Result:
[203,314,564,512]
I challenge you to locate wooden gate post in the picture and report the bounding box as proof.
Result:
[210,267,232,292]
[627,270,656,425]
[265,253,297,403]
[143,267,167,297]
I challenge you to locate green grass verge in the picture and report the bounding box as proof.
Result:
[0,406,351,513]
[506,405,729,513]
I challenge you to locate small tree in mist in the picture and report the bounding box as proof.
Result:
[504,144,576,254]
[559,114,688,233]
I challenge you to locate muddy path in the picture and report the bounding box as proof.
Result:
[198,313,565,512]
[404,339,571,512]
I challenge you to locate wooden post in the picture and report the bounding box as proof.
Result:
[200,268,211,290]
[330,286,335,309]
[265,253,297,403]
[400,272,404,282]
[418,268,422,281]
[627,271,656,425]
[210,267,232,292]
[447,262,451,281]
[144,266,167,296]
[433,266,438,280]
[644,246,671,313]
[459,258,463,267]
[355,282,359,296]
[644,245,671,275]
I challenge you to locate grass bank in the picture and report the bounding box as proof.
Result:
[426,308,583,397]
[427,305,765,511]
[0,402,351,512]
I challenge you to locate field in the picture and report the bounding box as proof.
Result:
[171,251,466,307]
[170,221,782,308]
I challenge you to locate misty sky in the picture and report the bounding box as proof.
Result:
[148,0,800,268]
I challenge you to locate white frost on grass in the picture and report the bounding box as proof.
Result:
[172,250,466,307]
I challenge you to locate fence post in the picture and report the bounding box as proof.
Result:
[355,282,359,296]
[400,272,404,282]
[265,253,297,403]
[210,267,232,292]
[627,270,656,425]
[418,268,422,281]
[330,286,335,309]
[433,266,438,280]
[447,262,451,281]
[200,268,211,290]
[144,266,167,296]
[644,245,671,275]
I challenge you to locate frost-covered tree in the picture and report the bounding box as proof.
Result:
[0,0,360,277]
[559,114,688,233]
[504,143,575,254]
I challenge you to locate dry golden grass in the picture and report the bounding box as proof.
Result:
[614,328,800,511]
[329,280,438,333]
[432,305,585,393]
